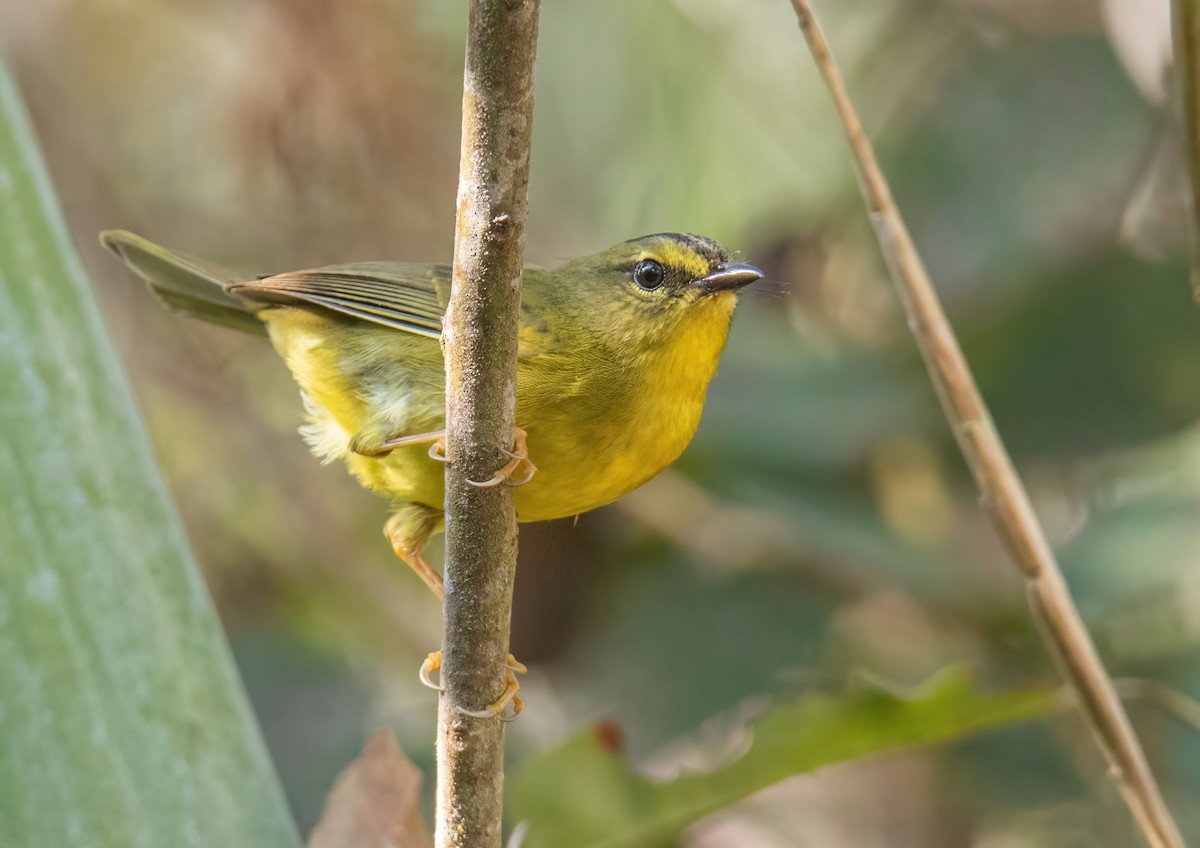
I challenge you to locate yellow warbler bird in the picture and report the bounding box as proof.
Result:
[102,229,761,711]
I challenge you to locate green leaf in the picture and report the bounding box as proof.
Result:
[0,66,299,847]
[507,667,1058,848]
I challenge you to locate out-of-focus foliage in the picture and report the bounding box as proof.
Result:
[0,64,298,848]
[509,668,1058,848]
[4,0,1200,844]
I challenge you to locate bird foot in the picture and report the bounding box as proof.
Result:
[418,651,527,719]
[376,427,532,486]
[468,426,537,488]
[377,429,447,462]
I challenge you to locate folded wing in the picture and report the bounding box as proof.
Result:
[229,263,452,340]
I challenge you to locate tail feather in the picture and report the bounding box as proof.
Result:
[99,230,266,337]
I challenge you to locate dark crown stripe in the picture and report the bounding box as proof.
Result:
[624,232,728,263]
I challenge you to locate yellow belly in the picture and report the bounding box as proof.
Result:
[513,389,704,521]
[338,369,707,523]
[262,292,730,523]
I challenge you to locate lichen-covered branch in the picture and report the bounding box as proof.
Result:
[437,1,541,846]
[788,3,1184,847]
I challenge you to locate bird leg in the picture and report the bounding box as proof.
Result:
[379,431,446,465]
[468,425,537,488]
[357,426,532,486]
[384,507,445,600]
[360,427,533,488]
[383,472,531,717]
[392,543,444,600]
[352,429,446,460]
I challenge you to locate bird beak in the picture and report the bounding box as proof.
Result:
[693,262,764,295]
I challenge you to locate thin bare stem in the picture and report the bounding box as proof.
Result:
[438,1,541,846]
[787,3,1184,846]
[1173,0,1200,297]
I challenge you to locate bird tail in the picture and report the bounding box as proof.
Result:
[99,229,266,337]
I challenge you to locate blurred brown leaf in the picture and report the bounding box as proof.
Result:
[307,731,432,848]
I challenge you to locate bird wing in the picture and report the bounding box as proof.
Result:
[228,262,452,340]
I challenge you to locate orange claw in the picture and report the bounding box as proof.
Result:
[456,654,528,719]
[420,652,528,719]
[468,426,536,488]
[419,651,443,691]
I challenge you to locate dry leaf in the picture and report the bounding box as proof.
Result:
[308,731,433,848]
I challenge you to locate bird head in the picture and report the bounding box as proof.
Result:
[550,233,763,354]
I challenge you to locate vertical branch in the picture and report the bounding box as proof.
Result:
[1173,0,1200,297]
[438,1,541,847]
[787,3,1184,847]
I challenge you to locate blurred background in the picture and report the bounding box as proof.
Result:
[4,0,1200,844]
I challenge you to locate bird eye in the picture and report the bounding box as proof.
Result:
[633,259,665,290]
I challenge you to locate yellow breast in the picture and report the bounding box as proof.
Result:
[261,291,737,524]
[510,291,736,521]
